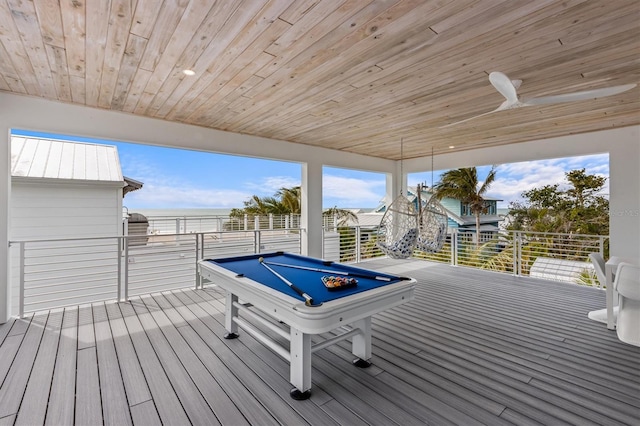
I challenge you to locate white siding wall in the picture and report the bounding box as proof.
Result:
[10,181,124,315]
[11,181,123,239]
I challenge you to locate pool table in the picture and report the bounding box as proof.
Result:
[198,252,416,400]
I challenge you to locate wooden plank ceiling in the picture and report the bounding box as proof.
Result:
[0,0,638,160]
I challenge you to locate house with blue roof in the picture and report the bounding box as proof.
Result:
[374,186,504,240]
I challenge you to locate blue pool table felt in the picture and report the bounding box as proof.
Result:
[204,252,409,305]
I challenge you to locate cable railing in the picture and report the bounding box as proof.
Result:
[144,214,302,234]
[10,228,305,317]
[329,226,607,286]
[10,224,608,317]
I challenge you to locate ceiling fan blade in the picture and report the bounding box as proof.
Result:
[440,71,524,128]
[523,83,636,106]
[489,71,519,103]
[439,107,504,128]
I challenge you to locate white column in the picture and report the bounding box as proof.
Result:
[0,126,9,323]
[609,133,640,259]
[301,162,323,258]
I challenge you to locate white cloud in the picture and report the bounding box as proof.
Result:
[245,176,301,195]
[323,175,385,205]
[120,157,253,208]
[491,155,609,206]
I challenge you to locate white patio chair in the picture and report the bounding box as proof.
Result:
[589,253,606,288]
[587,253,618,324]
[614,262,640,346]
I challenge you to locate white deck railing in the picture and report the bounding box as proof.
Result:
[10,229,309,317]
[140,213,303,234]
[341,226,608,286]
[10,224,608,317]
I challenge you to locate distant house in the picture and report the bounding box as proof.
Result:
[372,186,503,239]
[10,136,127,239]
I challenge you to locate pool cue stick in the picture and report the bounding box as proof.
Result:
[262,260,392,282]
[259,257,315,306]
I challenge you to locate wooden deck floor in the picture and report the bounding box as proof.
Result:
[0,259,638,425]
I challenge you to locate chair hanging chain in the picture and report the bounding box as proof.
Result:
[431,146,434,190]
[400,138,404,195]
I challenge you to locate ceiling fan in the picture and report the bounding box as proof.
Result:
[441,71,637,128]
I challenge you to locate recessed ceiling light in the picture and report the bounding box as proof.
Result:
[182,69,195,76]
[449,145,455,149]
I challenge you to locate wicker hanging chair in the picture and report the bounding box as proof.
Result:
[416,195,448,253]
[376,195,418,259]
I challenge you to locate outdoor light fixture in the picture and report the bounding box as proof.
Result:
[182,69,195,76]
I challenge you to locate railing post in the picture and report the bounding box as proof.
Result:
[516,232,522,276]
[124,237,130,301]
[117,237,122,302]
[269,213,273,229]
[599,236,605,257]
[355,226,362,263]
[254,230,261,253]
[451,229,457,266]
[19,242,25,318]
[195,233,201,289]
[244,214,248,231]
[254,216,260,230]
[511,231,517,276]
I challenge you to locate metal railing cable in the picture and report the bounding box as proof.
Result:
[10,227,607,317]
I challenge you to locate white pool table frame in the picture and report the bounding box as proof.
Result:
[198,258,415,399]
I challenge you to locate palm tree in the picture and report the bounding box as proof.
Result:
[231,186,358,226]
[432,166,497,246]
[276,187,301,213]
[323,206,358,226]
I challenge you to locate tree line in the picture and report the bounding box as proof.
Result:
[229,168,609,237]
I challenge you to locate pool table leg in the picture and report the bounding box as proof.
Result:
[289,327,312,400]
[351,317,372,368]
[224,292,239,339]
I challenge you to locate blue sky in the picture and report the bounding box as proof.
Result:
[12,129,608,210]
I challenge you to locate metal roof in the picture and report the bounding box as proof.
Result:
[11,136,123,182]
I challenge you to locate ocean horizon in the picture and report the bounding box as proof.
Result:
[128,208,234,218]
[127,206,511,218]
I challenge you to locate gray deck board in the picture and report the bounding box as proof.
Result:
[92,302,133,426]
[0,318,15,345]
[0,313,46,419]
[6,317,29,338]
[141,293,250,426]
[0,259,638,425]
[14,310,62,426]
[158,291,282,426]
[0,336,23,390]
[0,415,15,426]
[45,307,78,426]
[129,400,161,426]
[118,302,191,425]
[129,296,222,426]
[75,348,102,425]
[104,301,152,406]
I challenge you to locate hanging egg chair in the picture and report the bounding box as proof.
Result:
[376,196,419,259]
[416,195,448,253]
